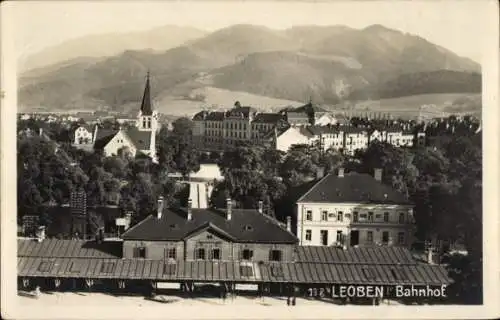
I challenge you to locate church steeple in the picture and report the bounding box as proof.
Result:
[140,71,153,116]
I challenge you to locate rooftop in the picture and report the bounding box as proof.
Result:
[17,239,450,285]
[121,207,298,244]
[297,172,411,204]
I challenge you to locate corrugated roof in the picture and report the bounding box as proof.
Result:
[295,246,415,265]
[297,172,411,204]
[18,239,122,259]
[17,257,450,285]
[121,207,298,244]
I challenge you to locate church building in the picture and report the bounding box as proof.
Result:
[74,72,159,162]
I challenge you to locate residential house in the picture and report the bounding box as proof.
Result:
[307,125,345,152]
[73,125,95,146]
[270,126,313,152]
[342,126,369,155]
[295,168,415,248]
[121,198,298,261]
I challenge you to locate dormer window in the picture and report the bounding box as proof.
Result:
[244,225,253,231]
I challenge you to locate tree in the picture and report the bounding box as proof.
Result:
[281,145,320,187]
[157,119,200,177]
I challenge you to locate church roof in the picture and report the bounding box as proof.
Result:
[140,72,153,116]
[123,127,152,151]
[93,128,118,150]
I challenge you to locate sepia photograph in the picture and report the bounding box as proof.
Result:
[1,0,499,319]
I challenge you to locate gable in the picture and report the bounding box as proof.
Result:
[104,131,137,153]
[185,228,232,243]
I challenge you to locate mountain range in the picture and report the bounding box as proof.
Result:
[18,24,481,114]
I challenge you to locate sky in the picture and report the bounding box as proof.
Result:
[9,0,494,64]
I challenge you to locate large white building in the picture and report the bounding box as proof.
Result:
[192,102,288,151]
[295,168,415,248]
[73,73,159,161]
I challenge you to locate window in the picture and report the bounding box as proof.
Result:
[133,247,146,258]
[240,265,254,277]
[163,263,177,275]
[384,212,389,222]
[211,248,221,260]
[269,250,282,262]
[100,262,116,273]
[321,211,328,221]
[166,248,176,260]
[367,231,373,243]
[206,234,214,239]
[353,211,358,222]
[320,230,328,246]
[242,249,253,260]
[398,232,405,245]
[38,261,52,272]
[360,213,367,219]
[382,232,389,244]
[368,212,374,221]
[336,230,343,243]
[306,210,312,221]
[399,213,405,224]
[305,229,312,241]
[337,212,343,222]
[196,248,206,260]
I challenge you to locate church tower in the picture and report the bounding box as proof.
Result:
[135,71,159,163]
[136,71,158,132]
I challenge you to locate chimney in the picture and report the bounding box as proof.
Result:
[258,200,263,214]
[226,198,232,221]
[286,216,292,232]
[157,196,164,219]
[187,199,193,221]
[338,168,345,178]
[36,226,46,242]
[374,168,383,181]
[39,128,43,136]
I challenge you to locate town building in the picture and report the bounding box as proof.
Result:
[343,126,370,155]
[280,101,334,127]
[72,73,159,161]
[295,168,415,248]
[121,198,298,262]
[192,102,288,151]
